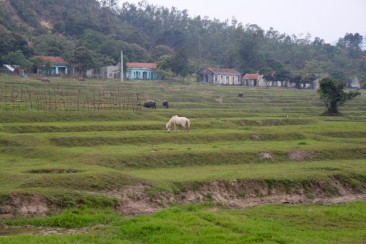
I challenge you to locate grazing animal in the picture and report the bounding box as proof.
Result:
[143,100,156,109]
[41,78,50,83]
[166,115,190,133]
[238,92,244,98]
[162,100,169,108]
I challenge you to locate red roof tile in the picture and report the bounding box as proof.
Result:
[127,63,157,69]
[34,56,67,65]
[207,68,240,74]
[243,73,260,79]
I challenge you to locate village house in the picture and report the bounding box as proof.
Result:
[197,68,242,85]
[33,56,68,75]
[242,73,265,86]
[126,62,160,80]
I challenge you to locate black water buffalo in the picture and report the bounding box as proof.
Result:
[143,100,156,109]
[238,92,244,98]
[162,100,169,108]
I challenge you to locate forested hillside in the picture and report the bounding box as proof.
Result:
[0,0,365,86]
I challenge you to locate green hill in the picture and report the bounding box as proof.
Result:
[0,0,365,86]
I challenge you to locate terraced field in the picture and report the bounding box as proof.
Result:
[0,76,365,242]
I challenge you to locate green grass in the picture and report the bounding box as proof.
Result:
[0,77,365,241]
[124,159,366,184]
[2,202,366,243]
[2,207,121,228]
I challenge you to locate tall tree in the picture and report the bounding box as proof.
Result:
[238,24,265,71]
[32,34,76,62]
[337,33,363,58]
[170,48,189,77]
[150,45,174,61]
[318,77,361,115]
[156,55,174,80]
[72,45,95,77]
[1,50,31,67]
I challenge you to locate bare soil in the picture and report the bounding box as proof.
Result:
[111,176,366,216]
[0,193,54,218]
[289,150,314,161]
[1,177,365,218]
[260,152,273,160]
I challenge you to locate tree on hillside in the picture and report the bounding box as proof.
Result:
[150,45,174,61]
[1,0,366,81]
[318,77,361,115]
[32,34,76,62]
[1,50,31,68]
[238,24,265,71]
[0,32,33,61]
[156,55,174,80]
[99,0,117,8]
[170,48,189,77]
[72,45,95,77]
[337,33,363,59]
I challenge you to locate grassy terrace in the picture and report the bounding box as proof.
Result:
[0,75,365,242]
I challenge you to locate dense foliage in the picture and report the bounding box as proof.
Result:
[318,77,361,115]
[0,0,365,85]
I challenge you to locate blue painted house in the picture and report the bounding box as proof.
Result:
[126,62,160,80]
[34,56,69,75]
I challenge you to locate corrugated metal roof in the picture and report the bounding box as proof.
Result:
[127,63,157,69]
[3,64,15,72]
[34,56,67,65]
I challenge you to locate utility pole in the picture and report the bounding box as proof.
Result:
[120,51,124,82]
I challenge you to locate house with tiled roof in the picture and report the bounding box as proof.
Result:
[126,62,160,80]
[33,56,68,75]
[197,67,242,85]
[242,73,265,86]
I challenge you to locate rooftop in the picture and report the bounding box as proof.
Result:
[243,73,260,79]
[207,68,241,74]
[127,63,157,69]
[33,56,67,65]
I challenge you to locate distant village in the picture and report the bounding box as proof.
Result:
[2,55,361,89]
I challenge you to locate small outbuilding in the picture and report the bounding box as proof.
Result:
[242,73,264,86]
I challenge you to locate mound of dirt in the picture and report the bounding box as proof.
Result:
[0,193,55,218]
[260,152,273,160]
[289,150,314,161]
